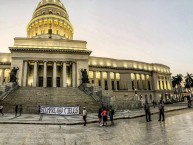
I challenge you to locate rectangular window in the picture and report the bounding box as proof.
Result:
[112,81,114,90]
[98,80,101,86]
[105,80,108,90]
[132,81,134,90]
[117,81,120,90]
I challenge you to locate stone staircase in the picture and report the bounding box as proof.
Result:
[2,87,100,113]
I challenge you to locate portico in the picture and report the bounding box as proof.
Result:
[22,60,76,87]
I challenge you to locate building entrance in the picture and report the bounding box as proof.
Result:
[47,77,52,87]
[57,77,60,87]
[39,77,43,87]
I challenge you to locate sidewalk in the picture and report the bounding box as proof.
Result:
[0,102,189,125]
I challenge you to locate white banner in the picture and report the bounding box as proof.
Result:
[40,106,79,115]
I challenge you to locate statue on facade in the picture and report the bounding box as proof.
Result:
[10,67,19,82]
[81,69,89,83]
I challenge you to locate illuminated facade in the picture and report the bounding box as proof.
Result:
[0,0,173,102]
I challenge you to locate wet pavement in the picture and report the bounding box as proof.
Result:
[0,103,188,125]
[0,108,193,145]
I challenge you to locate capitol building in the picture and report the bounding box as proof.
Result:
[0,0,173,111]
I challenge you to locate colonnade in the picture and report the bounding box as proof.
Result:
[27,18,73,39]
[91,71,118,91]
[158,76,171,90]
[90,71,119,90]
[132,73,152,91]
[90,71,172,91]
[22,61,76,87]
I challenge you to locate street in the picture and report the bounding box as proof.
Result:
[0,108,193,145]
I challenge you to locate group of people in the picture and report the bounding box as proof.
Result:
[0,104,23,117]
[15,104,23,116]
[82,106,115,127]
[144,99,165,122]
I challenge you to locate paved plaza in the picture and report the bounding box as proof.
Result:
[0,103,188,125]
[0,108,193,145]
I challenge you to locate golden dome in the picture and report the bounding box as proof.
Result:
[27,0,74,39]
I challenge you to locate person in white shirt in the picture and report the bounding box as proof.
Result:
[83,107,87,126]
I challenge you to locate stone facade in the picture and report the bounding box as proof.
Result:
[0,0,174,106]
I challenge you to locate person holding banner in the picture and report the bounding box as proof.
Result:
[83,107,87,126]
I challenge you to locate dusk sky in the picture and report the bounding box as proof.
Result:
[0,0,193,77]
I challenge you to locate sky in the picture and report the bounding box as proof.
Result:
[0,0,193,77]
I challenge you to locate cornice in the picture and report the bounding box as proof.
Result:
[89,65,171,74]
[9,47,92,55]
[0,62,11,65]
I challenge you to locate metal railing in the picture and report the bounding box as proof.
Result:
[0,83,19,101]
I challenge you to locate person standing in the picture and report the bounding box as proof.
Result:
[109,106,115,125]
[83,107,87,126]
[98,108,102,126]
[101,107,108,126]
[158,99,165,121]
[0,105,4,116]
[144,101,151,122]
[15,105,18,116]
[19,104,23,116]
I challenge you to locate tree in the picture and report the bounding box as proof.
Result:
[172,74,183,100]
[184,73,193,93]
[171,76,177,88]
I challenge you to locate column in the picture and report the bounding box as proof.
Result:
[53,62,57,87]
[152,73,158,90]
[114,73,117,90]
[72,62,76,87]
[161,78,164,90]
[52,19,54,31]
[134,74,137,89]
[100,71,104,90]
[58,19,60,33]
[38,21,40,35]
[140,74,143,90]
[93,71,97,86]
[63,62,66,87]
[107,72,111,90]
[23,61,28,87]
[42,19,45,33]
[43,61,47,87]
[145,75,148,90]
[150,76,153,90]
[33,61,38,87]
[0,69,5,86]
[164,77,167,90]
[168,76,172,90]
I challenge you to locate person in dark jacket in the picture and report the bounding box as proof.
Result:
[15,105,18,116]
[144,100,151,122]
[98,108,102,126]
[19,104,23,116]
[109,106,115,125]
[158,99,165,121]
